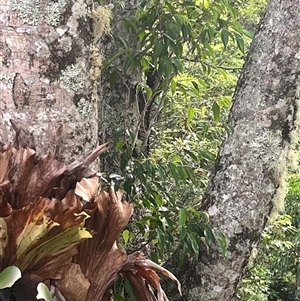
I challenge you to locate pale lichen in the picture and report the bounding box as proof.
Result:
[58,37,73,53]
[270,78,300,217]
[89,45,102,82]
[44,0,67,26]
[11,0,40,25]
[11,0,67,27]
[92,5,112,39]
[60,63,86,93]
[77,97,91,117]
[0,72,14,84]
[66,0,88,36]
[88,5,111,82]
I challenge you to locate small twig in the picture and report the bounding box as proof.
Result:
[182,56,242,71]
[129,237,154,254]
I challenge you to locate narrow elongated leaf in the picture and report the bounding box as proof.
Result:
[156,228,166,253]
[179,208,187,226]
[168,162,180,183]
[187,233,199,256]
[177,165,188,182]
[186,107,195,128]
[212,101,220,122]
[124,54,136,73]
[171,78,177,95]
[221,28,229,49]
[234,32,245,54]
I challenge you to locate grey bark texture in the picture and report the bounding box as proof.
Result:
[164,1,300,300]
[0,0,99,167]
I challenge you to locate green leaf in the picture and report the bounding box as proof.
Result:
[120,156,128,172]
[173,59,183,72]
[217,18,226,29]
[124,54,138,73]
[179,226,186,241]
[183,149,198,162]
[177,165,188,182]
[199,148,216,161]
[126,128,136,145]
[207,27,215,41]
[185,166,196,184]
[212,101,220,122]
[36,283,53,301]
[218,232,228,259]
[115,140,125,151]
[187,233,199,256]
[179,208,187,226]
[165,21,181,40]
[124,280,138,301]
[150,251,159,263]
[153,42,163,63]
[156,228,166,252]
[102,49,127,71]
[168,162,180,183]
[203,226,216,246]
[114,294,126,301]
[141,57,150,72]
[181,23,190,41]
[0,266,22,289]
[163,60,173,78]
[221,28,229,49]
[170,40,183,57]
[122,229,130,245]
[200,29,207,44]
[171,78,177,95]
[109,71,119,89]
[186,107,195,128]
[147,6,158,29]
[234,32,245,54]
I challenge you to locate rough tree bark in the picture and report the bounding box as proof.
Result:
[0,0,100,166]
[164,1,300,300]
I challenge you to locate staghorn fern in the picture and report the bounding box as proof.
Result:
[0,125,181,301]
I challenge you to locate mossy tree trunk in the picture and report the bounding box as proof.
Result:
[164,1,300,300]
[0,0,99,166]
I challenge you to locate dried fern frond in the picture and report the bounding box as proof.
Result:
[0,126,181,301]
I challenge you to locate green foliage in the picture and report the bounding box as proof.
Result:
[98,0,273,298]
[102,128,216,264]
[101,0,268,285]
[103,0,252,98]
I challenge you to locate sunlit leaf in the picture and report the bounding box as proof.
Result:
[212,101,220,122]
[122,229,130,245]
[36,283,53,301]
[0,266,21,289]
[179,208,187,226]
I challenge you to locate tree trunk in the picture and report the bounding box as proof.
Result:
[164,1,300,300]
[0,0,99,166]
